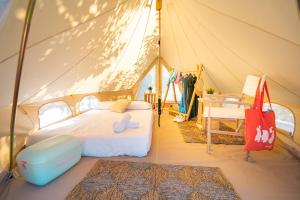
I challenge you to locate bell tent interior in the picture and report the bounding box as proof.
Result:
[0,0,300,199]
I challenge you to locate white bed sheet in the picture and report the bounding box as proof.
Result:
[27,109,154,157]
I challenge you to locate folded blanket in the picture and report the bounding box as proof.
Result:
[113,114,139,133]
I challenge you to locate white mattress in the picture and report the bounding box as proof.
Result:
[27,109,154,157]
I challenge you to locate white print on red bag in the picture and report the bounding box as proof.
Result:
[254,126,275,144]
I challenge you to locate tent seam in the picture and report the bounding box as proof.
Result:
[19,0,145,103]
[0,0,130,65]
[172,0,243,87]
[181,0,300,100]
[164,0,183,68]
[92,0,151,92]
[193,0,300,47]
[171,0,221,91]
[131,0,156,87]
[68,0,147,94]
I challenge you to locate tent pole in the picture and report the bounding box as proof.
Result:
[9,0,36,172]
[156,0,162,98]
[158,8,161,96]
[156,0,162,127]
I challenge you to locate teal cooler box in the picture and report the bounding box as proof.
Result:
[17,135,81,186]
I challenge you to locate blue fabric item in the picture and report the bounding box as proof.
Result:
[179,75,199,118]
[16,135,81,186]
[189,75,198,119]
[179,76,188,113]
[168,70,177,85]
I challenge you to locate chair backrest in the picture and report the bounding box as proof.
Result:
[242,75,261,97]
[144,93,156,107]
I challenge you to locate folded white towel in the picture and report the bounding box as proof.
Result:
[127,121,139,129]
[113,114,140,133]
[113,113,131,133]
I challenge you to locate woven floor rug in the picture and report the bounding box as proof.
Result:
[67,160,240,200]
[177,120,244,145]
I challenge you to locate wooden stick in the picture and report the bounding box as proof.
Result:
[245,151,250,161]
[162,83,170,109]
[172,82,177,104]
[207,115,212,154]
[186,89,196,120]
[9,0,36,172]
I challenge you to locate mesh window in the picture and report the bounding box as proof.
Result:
[79,95,99,112]
[39,101,72,128]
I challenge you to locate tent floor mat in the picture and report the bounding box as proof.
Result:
[66,159,240,200]
[177,119,245,145]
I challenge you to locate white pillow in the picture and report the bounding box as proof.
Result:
[127,101,152,110]
[110,99,131,113]
[94,101,112,110]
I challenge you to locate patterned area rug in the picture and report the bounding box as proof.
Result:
[67,160,240,200]
[177,120,244,145]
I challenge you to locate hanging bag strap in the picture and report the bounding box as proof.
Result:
[263,81,272,110]
[255,75,272,112]
[253,78,263,110]
[258,78,272,111]
[258,76,266,111]
[252,76,272,111]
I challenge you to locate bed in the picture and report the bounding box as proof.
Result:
[26,105,154,157]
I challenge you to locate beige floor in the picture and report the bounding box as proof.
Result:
[5,114,300,200]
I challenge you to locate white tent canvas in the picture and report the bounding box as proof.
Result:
[0,0,300,199]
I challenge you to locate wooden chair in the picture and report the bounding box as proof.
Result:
[202,75,263,153]
[144,92,156,109]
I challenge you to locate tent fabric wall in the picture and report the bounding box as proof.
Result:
[0,135,26,177]
[161,0,300,104]
[0,0,158,133]
[1,0,300,174]
[0,0,159,107]
[0,0,158,173]
[160,0,300,150]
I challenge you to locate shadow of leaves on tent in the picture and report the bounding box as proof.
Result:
[13,0,159,104]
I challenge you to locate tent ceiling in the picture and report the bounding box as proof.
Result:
[161,0,300,104]
[0,0,300,106]
[0,0,158,106]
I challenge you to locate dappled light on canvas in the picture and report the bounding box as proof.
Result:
[0,1,300,199]
[0,0,158,105]
[0,135,26,174]
[24,0,158,102]
[89,4,98,15]
[15,8,26,21]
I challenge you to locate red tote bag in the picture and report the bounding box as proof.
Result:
[244,78,276,151]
